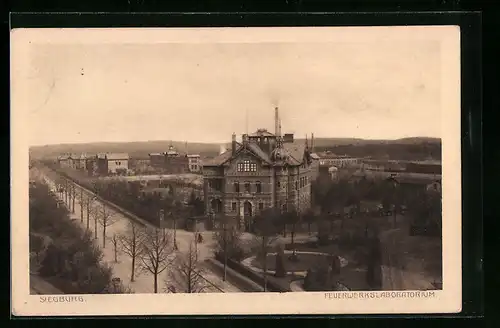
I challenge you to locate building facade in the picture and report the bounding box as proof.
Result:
[57,154,71,168]
[202,107,318,229]
[187,154,202,173]
[317,152,361,168]
[95,153,129,175]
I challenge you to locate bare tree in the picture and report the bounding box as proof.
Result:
[97,203,118,249]
[118,222,145,282]
[76,187,85,224]
[109,233,120,263]
[165,239,212,293]
[71,183,76,213]
[139,227,175,293]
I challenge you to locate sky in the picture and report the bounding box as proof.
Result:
[17,28,445,146]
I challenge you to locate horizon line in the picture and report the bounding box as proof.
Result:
[29,135,442,148]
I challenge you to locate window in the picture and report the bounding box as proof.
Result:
[277,181,281,188]
[244,182,251,193]
[264,137,268,143]
[232,202,237,211]
[295,181,298,190]
[237,160,257,172]
[259,203,264,210]
[256,181,262,193]
[234,181,240,193]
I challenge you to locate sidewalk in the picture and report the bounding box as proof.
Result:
[42,171,241,294]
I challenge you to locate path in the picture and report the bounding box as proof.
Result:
[39,168,241,294]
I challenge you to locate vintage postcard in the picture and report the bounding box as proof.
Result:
[11,26,461,316]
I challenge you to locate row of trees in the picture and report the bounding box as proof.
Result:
[312,175,442,237]
[48,169,214,294]
[29,180,130,294]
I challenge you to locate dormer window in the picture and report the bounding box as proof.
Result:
[237,160,257,172]
[264,137,268,143]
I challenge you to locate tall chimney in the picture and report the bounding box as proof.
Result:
[231,133,236,155]
[311,133,315,152]
[274,107,280,137]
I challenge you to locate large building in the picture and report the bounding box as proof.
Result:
[202,107,318,229]
[148,145,196,174]
[95,153,129,175]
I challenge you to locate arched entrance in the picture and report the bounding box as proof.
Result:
[211,198,223,214]
[243,201,253,232]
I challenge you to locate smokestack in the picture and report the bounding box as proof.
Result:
[275,107,280,137]
[311,133,315,152]
[231,133,236,155]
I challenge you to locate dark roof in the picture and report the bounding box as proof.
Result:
[106,153,129,160]
[246,142,272,163]
[202,140,308,167]
[248,129,275,137]
[282,142,306,165]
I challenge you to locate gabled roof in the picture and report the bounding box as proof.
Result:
[203,141,273,167]
[282,142,306,166]
[246,142,272,164]
[202,147,238,166]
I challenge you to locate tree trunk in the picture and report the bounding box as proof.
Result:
[153,273,158,293]
[223,224,227,281]
[131,253,135,282]
[86,202,90,230]
[283,224,287,237]
[308,222,311,235]
[80,189,84,222]
[94,216,98,239]
[102,224,107,248]
[262,236,268,292]
[72,187,75,213]
[291,227,296,256]
[173,218,177,249]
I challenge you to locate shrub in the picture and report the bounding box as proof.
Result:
[30,180,119,294]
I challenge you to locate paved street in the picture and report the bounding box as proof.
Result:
[39,168,242,294]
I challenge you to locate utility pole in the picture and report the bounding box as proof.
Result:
[80,188,84,223]
[72,184,75,213]
[223,219,227,282]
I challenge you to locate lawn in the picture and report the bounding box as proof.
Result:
[250,252,329,273]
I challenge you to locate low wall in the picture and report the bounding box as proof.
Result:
[204,259,263,292]
[50,168,150,228]
[214,254,291,292]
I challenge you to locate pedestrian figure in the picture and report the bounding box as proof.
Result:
[197,233,203,244]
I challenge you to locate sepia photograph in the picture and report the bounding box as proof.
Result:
[11,26,461,316]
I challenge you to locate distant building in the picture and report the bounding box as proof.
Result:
[149,153,165,167]
[318,152,361,168]
[148,145,192,174]
[362,159,406,172]
[202,107,317,230]
[386,173,442,194]
[57,154,71,168]
[187,154,202,173]
[95,153,129,175]
[328,166,339,181]
[69,153,87,170]
[164,145,190,174]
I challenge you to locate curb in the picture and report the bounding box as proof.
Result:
[205,258,263,292]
